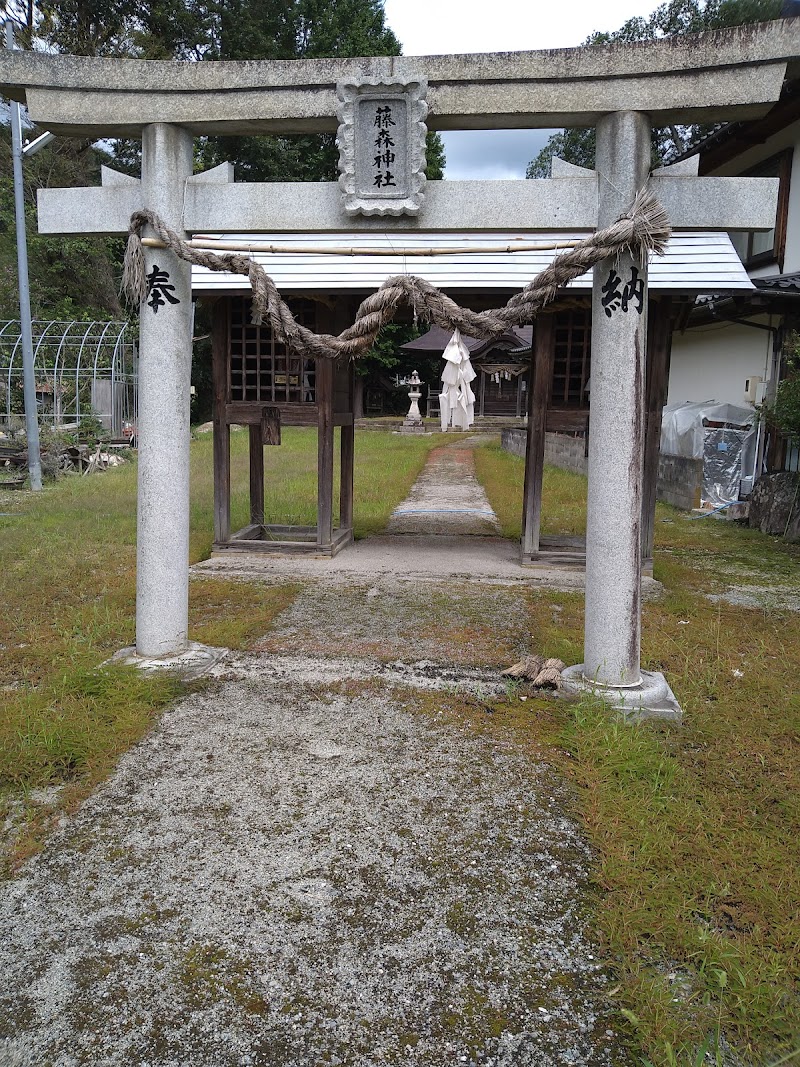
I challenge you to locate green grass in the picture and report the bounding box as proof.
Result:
[3,427,799,1063]
[0,427,444,869]
[467,437,800,1066]
[472,439,588,539]
[188,426,447,556]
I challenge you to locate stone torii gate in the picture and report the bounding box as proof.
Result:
[2,20,796,713]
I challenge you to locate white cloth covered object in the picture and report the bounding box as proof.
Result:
[439,329,476,432]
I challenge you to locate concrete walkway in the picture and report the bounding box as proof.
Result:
[386,438,501,536]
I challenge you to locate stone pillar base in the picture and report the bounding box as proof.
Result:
[561,664,682,722]
[108,641,227,681]
[401,418,426,434]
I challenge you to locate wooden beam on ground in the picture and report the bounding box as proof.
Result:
[642,296,674,560]
[521,314,555,559]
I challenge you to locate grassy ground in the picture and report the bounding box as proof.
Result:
[473,438,588,539]
[0,427,443,870]
[472,438,800,1066]
[189,425,448,554]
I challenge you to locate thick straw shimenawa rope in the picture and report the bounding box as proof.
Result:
[122,187,670,361]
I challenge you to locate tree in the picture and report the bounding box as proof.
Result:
[1,0,147,53]
[526,0,782,178]
[194,0,444,183]
[763,335,800,443]
[0,120,124,320]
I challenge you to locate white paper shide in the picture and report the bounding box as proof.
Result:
[439,329,476,432]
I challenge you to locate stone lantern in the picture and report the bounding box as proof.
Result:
[402,369,425,433]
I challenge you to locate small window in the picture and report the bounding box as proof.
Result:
[732,149,792,270]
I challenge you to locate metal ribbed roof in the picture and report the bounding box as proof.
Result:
[190,231,753,294]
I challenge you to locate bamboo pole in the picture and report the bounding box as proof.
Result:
[139,236,583,257]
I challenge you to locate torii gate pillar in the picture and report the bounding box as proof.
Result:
[562,110,680,716]
[135,124,194,657]
[586,110,650,687]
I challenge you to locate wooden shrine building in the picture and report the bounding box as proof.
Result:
[400,324,534,418]
[194,229,755,562]
[210,293,355,556]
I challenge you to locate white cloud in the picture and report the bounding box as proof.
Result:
[384,0,659,55]
[439,129,556,180]
[383,0,659,178]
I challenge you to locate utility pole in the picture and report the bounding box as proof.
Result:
[6,19,43,490]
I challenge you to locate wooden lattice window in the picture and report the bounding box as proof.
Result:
[229,296,317,403]
[553,308,591,408]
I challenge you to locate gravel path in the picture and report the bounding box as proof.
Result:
[0,657,624,1067]
[386,439,500,536]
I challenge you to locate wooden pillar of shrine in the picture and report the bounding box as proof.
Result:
[212,297,231,546]
[641,296,674,565]
[521,313,556,560]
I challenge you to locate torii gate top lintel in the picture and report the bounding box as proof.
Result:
[1,18,800,136]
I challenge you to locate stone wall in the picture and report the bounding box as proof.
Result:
[500,428,527,459]
[748,471,800,542]
[502,428,589,472]
[544,433,589,476]
[656,453,703,511]
[501,428,703,511]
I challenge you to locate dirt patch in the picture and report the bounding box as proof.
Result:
[252,580,539,666]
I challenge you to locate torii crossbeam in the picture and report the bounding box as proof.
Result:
[2,20,796,713]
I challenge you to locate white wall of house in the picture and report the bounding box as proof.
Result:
[668,318,773,407]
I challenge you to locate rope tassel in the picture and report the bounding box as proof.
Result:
[121,229,148,308]
[121,188,670,360]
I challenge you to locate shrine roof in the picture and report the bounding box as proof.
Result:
[190,231,753,295]
[400,326,532,355]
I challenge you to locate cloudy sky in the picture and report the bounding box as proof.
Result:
[382,0,661,179]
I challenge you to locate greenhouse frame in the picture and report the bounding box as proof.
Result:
[0,320,137,438]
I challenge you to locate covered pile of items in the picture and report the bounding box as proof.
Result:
[0,434,128,487]
[660,401,758,507]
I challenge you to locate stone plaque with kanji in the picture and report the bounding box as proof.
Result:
[336,79,428,216]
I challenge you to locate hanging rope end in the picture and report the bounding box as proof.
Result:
[628,186,671,258]
[121,231,148,308]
